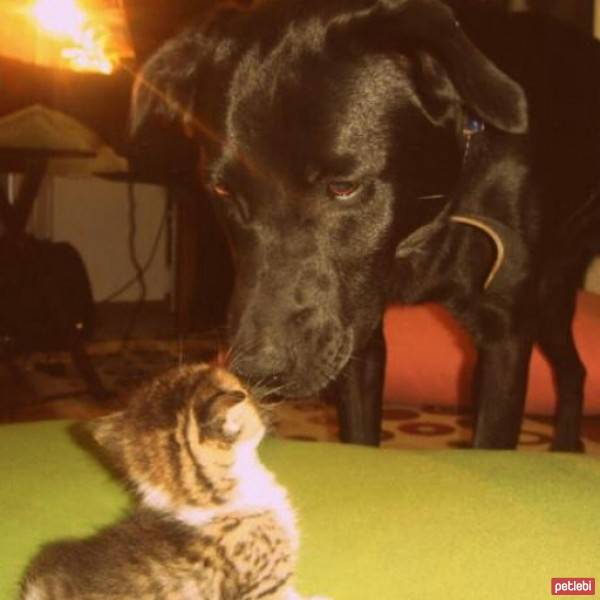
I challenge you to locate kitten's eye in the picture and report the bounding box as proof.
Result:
[327,181,360,200]
[198,390,245,425]
[211,182,233,199]
[225,390,246,403]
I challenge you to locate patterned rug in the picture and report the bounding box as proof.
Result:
[3,338,600,455]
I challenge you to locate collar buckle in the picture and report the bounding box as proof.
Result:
[463,115,485,138]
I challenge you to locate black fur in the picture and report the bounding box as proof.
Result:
[130,0,600,449]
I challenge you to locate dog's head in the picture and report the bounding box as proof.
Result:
[131,0,527,395]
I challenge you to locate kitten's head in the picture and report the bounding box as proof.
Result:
[87,363,265,509]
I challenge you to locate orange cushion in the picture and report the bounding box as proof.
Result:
[383,291,600,415]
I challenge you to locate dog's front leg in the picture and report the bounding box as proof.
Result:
[471,332,533,449]
[334,322,386,446]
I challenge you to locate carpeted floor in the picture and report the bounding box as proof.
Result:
[2,336,600,455]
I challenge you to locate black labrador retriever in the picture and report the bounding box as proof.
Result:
[130,0,600,450]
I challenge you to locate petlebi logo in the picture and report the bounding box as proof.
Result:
[551,578,596,596]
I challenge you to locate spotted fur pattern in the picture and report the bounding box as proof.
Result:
[21,364,327,599]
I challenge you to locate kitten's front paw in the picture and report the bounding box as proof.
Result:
[309,596,333,600]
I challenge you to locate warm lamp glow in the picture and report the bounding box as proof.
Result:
[32,0,87,38]
[0,0,134,74]
[30,0,116,73]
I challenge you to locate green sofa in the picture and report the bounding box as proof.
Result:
[1,420,599,599]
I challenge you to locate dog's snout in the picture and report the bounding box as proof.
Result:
[291,307,317,328]
[231,338,290,389]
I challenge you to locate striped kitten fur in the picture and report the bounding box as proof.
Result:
[21,363,329,600]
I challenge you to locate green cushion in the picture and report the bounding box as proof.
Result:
[1,420,599,599]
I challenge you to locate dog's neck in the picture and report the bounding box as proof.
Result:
[398,114,528,293]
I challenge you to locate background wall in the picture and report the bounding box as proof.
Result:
[33,176,171,303]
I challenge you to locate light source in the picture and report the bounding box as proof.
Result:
[0,0,134,74]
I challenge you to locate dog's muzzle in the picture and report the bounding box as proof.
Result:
[229,324,353,397]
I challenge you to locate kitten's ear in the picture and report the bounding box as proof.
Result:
[86,411,127,453]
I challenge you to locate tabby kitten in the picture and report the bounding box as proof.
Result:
[22,363,328,600]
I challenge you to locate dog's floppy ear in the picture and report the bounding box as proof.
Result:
[340,0,528,133]
[130,30,203,138]
[128,29,207,179]
[130,4,247,139]
[129,17,243,178]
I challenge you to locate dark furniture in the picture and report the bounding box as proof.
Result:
[0,147,110,399]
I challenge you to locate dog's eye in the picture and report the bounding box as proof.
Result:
[211,182,233,199]
[327,181,360,199]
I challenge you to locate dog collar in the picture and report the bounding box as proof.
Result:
[453,116,529,290]
[449,214,504,289]
[450,213,529,292]
[396,210,527,293]
[461,113,485,164]
[406,117,529,293]
[418,114,485,201]
[463,115,485,137]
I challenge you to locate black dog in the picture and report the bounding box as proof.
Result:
[130,0,600,450]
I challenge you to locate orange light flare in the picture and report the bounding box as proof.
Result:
[28,0,133,74]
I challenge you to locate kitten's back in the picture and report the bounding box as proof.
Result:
[24,507,294,599]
